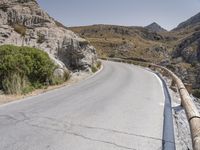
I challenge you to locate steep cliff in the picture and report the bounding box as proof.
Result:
[0,0,97,72]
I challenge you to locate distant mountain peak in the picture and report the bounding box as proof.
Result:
[145,22,167,32]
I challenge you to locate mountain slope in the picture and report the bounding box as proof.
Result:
[172,12,200,64]
[0,0,97,72]
[145,22,167,32]
[70,25,173,62]
[167,12,200,89]
[70,13,200,90]
[174,12,200,31]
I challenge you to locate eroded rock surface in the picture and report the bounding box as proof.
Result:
[0,0,97,74]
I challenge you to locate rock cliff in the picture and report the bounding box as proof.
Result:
[0,0,97,73]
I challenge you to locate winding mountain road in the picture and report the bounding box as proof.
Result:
[0,61,174,150]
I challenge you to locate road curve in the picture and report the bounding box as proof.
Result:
[0,61,167,150]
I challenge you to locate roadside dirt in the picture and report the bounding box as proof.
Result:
[0,71,92,105]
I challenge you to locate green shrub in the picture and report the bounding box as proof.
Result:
[192,89,200,98]
[96,61,102,69]
[91,61,102,73]
[21,85,35,95]
[0,45,57,94]
[13,24,26,37]
[91,65,98,73]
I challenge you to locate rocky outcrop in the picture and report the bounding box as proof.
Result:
[171,17,200,89]
[171,38,200,88]
[173,31,200,64]
[0,0,97,74]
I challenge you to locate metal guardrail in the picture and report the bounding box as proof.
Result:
[101,57,200,150]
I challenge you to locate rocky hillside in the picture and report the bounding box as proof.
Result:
[70,25,174,63]
[0,0,97,74]
[173,12,200,31]
[169,13,200,89]
[70,12,200,91]
[145,22,167,32]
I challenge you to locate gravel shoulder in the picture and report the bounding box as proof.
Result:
[161,75,200,150]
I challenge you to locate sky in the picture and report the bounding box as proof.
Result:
[37,0,200,30]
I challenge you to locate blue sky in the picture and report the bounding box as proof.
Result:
[37,0,200,30]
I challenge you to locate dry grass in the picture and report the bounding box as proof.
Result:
[70,25,172,63]
[0,72,91,105]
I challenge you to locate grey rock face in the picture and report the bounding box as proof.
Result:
[0,0,97,73]
[196,66,200,88]
[171,26,200,89]
[173,31,200,64]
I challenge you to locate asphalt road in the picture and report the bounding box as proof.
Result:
[0,61,170,150]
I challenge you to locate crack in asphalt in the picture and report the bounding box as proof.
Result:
[0,112,31,126]
[0,115,19,121]
[0,115,22,126]
[37,115,176,144]
[0,114,136,149]
[0,114,166,149]
[74,123,165,142]
[24,121,136,150]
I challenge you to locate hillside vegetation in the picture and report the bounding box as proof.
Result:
[0,45,69,94]
[70,25,175,63]
[0,0,97,82]
[70,18,200,94]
